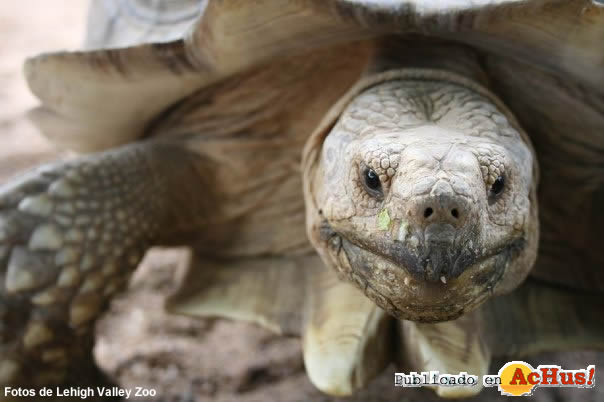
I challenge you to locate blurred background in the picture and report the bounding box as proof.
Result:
[0,0,86,180]
[1,2,602,401]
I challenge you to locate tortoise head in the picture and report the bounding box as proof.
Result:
[304,72,539,322]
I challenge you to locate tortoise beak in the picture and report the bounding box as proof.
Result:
[389,223,478,282]
[384,224,476,283]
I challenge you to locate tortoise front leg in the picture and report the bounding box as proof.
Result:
[0,141,211,387]
[398,309,490,398]
[302,264,394,396]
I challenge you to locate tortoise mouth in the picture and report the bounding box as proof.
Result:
[319,220,526,322]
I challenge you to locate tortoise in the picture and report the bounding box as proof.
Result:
[1,0,604,399]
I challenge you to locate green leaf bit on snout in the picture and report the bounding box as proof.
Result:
[378,208,391,231]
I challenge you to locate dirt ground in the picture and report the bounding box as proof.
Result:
[1,2,603,402]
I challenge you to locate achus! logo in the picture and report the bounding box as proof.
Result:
[483,361,595,396]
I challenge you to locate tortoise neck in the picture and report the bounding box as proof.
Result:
[368,36,489,88]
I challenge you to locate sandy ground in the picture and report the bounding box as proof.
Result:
[1,2,603,402]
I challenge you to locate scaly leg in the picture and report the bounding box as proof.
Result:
[0,141,211,387]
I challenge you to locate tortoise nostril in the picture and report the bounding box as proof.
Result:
[414,192,470,227]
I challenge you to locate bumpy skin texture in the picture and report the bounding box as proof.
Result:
[309,76,539,322]
[0,141,209,386]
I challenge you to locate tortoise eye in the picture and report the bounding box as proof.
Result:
[490,175,505,197]
[362,168,382,197]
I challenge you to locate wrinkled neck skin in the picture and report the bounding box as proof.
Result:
[304,42,539,322]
